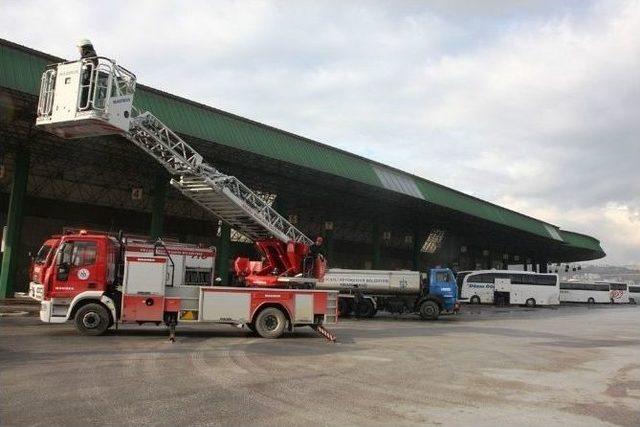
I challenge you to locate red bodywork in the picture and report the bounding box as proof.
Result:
[233,238,327,287]
[30,234,117,300]
[120,296,182,323]
[200,287,331,320]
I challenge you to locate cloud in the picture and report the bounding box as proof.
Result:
[1,0,638,264]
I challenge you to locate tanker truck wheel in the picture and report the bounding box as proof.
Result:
[74,303,110,336]
[338,298,352,317]
[254,307,287,339]
[356,299,376,318]
[418,300,440,321]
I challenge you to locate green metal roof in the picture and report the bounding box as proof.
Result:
[0,38,605,258]
[559,230,604,254]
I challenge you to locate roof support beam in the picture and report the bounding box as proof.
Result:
[0,141,29,298]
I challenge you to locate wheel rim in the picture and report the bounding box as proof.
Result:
[261,314,279,332]
[527,299,534,307]
[423,305,436,316]
[82,312,100,329]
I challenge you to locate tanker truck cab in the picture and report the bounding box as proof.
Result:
[416,268,459,320]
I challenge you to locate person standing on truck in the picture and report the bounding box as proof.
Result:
[303,236,324,277]
[78,39,98,110]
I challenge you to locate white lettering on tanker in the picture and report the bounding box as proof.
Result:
[77,268,90,280]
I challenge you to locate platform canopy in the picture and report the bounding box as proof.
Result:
[0,38,605,277]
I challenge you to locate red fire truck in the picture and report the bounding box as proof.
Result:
[31,52,338,340]
[29,231,337,340]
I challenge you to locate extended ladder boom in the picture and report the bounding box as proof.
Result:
[127,111,311,244]
[34,56,311,245]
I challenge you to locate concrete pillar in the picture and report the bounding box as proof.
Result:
[0,144,30,299]
[149,168,168,240]
[371,222,381,269]
[523,258,528,271]
[322,221,334,264]
[539,261,548,273]
[216,222,231,285]
[412,228,422,271]
[479,249,489,269]
[0,210,5,271]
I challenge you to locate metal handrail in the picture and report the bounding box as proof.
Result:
[77,62,95,111]
[37,69,56,117]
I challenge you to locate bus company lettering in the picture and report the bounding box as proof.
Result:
[468,283,495,289]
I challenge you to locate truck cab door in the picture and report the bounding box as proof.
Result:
[430,269,455,297]
[51,240,100,298]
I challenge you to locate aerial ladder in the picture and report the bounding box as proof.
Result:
[35,56,326,289]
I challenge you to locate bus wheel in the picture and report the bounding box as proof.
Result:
[356,300,375,318]
[525,298,536,308]
[74,303,110,336]
[419,300,440,320]
[254,307,286,339]
[470,296,481,305]
[587,297,595,304]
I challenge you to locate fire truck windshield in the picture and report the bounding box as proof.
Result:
[34,244,52,264]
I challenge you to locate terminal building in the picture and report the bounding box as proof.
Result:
[0,39,605,297]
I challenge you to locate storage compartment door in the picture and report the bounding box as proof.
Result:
[200,291,250,323]
[294,294,314,323]
[124,257,167,295]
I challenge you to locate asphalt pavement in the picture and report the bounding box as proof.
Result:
[1,303,639,426]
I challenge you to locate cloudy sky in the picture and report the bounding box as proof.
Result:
[2,0,639,265]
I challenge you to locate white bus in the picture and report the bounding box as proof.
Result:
[605,282,630,304]
[460,270,559,307]
[559,282,610,304]
[629,285,639,304]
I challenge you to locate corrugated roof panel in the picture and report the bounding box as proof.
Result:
[544,224,564,241]
[416,179,553,239]
[372,165,424,199]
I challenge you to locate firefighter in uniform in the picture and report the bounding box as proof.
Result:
[77,39,98,109]
[304,236,324,277]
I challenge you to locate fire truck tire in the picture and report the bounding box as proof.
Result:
[418,300,440,320]
[74,303,111,336]
[254,307,287,339]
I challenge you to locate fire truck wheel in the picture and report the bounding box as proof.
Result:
[74,303,111,336]
[418,300,440,320]
[254,307,286,339]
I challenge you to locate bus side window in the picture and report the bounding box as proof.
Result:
[509,274,523,284]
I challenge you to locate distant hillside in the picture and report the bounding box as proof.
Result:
[559,265,640,284]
